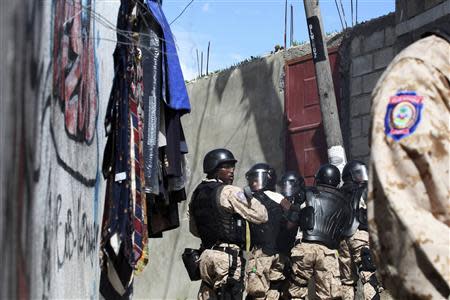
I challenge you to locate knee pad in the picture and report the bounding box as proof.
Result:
[360,247,377,272]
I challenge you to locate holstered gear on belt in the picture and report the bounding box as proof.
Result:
[181,248,202,281]
[360,247,383,299]
[301,185,351,249]
[249,191,283,256]
[211,245,246,300]
[190,181,246,249]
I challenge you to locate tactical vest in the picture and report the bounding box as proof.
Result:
[302,185,351,249]
[341,182,369,237]
[190,181,246,249]
[249,191,283,256]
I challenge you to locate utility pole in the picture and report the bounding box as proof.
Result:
[303,0,347,172]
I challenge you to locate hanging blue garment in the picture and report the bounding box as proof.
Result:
[145,0,191,113]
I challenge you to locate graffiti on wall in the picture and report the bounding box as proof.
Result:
[52,0,98,144]
[36,0,104,299]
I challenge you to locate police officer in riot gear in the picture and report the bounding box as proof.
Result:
[244,163,287,300]
[189,149,268,300]
[288,163,351,299]
[279,171,306,206]
[279,171,306,252]
[339,161,382,300]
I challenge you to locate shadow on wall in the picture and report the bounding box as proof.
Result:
[135,54,288,299]
[215,57,286,180]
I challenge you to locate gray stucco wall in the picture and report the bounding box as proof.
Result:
[1,1,119,298]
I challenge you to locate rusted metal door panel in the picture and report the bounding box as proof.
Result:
[285,49,341,185]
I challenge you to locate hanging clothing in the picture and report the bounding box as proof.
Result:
[144,0,191,113]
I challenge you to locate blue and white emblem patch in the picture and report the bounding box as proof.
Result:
[384,91,423,141]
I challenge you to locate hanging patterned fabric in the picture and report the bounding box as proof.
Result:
[128,41,149,274]
[100,1,136,298]
[100,0,190,298]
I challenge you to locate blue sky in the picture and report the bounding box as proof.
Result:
[161,0,395,80]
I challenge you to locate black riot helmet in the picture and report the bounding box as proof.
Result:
[315,164,341,187]
[203,148,237,174]
[280,171,305,197]
[342,160,368,184]
[245,163,277,192]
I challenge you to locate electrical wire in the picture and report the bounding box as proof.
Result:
[169,0,194,25]
[60,1,178,56]
[334,0,345,32]
[339,0,348,29]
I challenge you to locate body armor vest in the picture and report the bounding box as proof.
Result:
[302,185,351,249]
[249,191,283,256]
[341,182,369,237]
[190,181,246,249]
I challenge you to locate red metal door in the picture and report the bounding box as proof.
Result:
[285,49,341,185]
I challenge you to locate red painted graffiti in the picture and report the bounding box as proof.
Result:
[53,0,98,144]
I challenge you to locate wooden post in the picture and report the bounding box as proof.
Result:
[303,0,347,172]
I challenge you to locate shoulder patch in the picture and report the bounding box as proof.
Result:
[235,191,246,202]
[384,91,423,141]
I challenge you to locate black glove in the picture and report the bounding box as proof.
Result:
[243,186,253,201]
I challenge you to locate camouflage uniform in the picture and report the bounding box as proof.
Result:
[245,248,286,300]
[245,190,287,300]
[289,243,341,299]
[368,33,450,299]
[190,181,268,300]
[339,230,379,300]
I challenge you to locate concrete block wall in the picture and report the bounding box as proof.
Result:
[344,14,396,164]
[343,0,449,164]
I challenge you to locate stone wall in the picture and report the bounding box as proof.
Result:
[339,14,396,165]
[341,0,449,164]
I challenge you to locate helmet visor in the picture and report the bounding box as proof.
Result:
[246,171,269,192]
[280,180,298,197]
[352,165,369,183]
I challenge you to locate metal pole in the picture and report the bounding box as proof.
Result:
[196,49,200,77]
[206,41,210,75]
[303,0,347,171]
[284,0,287,49]
[290,4,294,46]
[200,51,203,76]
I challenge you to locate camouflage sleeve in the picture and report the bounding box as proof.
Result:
[369,42,450,298]
[219,185,268,224]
